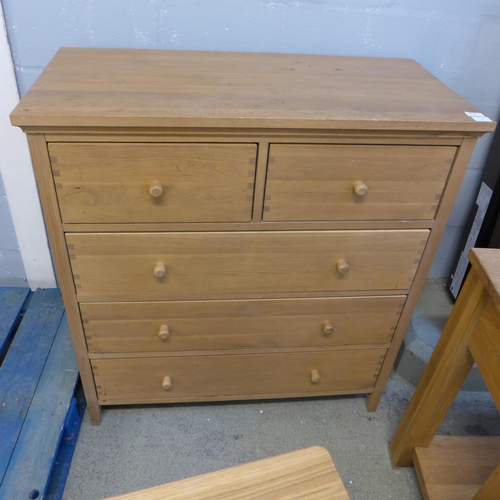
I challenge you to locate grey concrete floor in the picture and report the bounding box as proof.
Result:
[63,372,500,500]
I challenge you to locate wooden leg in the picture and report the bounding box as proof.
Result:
[390,268,489,467]
[474,462,500,500]
[467,299,500,409]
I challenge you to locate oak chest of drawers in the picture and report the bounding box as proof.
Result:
[11,48,495,425]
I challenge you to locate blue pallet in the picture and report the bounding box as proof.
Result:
[0,288,84,500]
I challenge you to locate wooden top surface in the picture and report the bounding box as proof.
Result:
[105,446,350,499]
[11,48,496,133]
[469,248,500,310]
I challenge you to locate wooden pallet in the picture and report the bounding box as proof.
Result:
[0,287,84,500]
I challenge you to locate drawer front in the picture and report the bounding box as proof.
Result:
[92,349,386,404]
[81,296,405,353]
[264,145,456,221]
[49,143,257,223]
[67,230,428,301]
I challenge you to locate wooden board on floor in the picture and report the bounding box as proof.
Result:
[0,288,84,500]
[413,435,500,500]
[106,446,350,500]
[0,289,65,483]
[0,287,30,356]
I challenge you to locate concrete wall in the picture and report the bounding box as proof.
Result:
[1,0,500,277]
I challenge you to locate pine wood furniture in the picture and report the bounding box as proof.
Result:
[11,48,495,425]
[105,446,350,499]
[391,248,500,500]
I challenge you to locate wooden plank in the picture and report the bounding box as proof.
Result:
[469,248,500,310]
[0,288,64,485]
[390,268,488,467]
[467,298,500,409]
[44,131,466,145]
[61,219,435,233]
[10,48,495,134]
[106,446,349,499]
[44,394,85,500]
[251,142,269,222]
[66,230,428,302]
[474,461,500,499]
[0,315,79,500]
[0,287,30,357]
[412,436,500,500]
[367,137,477,411]
[27,134,101,425]
[49,143,256,224]
[264,145,455,222]
[92,348,385,404]
[80,295,404,354]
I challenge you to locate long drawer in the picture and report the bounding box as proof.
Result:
[81,296,405,353]
[92,349,387,404]
[49,143,257,223]
[264,144,456,221]
[67,230,429,301]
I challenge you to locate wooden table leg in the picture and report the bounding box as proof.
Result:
[390,268,490,467]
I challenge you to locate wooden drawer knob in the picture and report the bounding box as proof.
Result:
[336,259,350,274]
[154,262,166,278]
[322,321,334,335]
[158,324,170,340]
[353,180,368,196]
[162,376,172,390]
[311,369,321,384]
[149,181,164,198]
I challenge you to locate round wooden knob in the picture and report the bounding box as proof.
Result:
[149,181,163,198]
[158,324,170,340]
[311,370,321,384]
[336,259,350,275]
[162,376,172,390]
[353,180,368,196]
[322,321,334,336]
[154,262,166,278]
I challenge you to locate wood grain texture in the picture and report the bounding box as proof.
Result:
[49,143,256,223]
[0,315,79,499]
[105,446,350,499]
[92,348,386,404]
[469,248,500,310]
[67,230,428,302]
[15,50,494,420]
[61,219,435,233]
[44,132,466,145]
[251,142,269,222]
[367,138,476,411]
[11,48,495,133]
[264,145,455,221]
[80,296,405,353]
[26,134,101,425]
[412,436,500,500]
[391,249,500,499]
[0,289,64,485]
[474,462,500,500]
[390,268,488,467]
[467,298,500,409]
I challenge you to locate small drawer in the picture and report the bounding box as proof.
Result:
[81,296,405,353]
[67,230,428,301]
[49,143,257,223]
[92,349,387,404]
[264,145,456,221]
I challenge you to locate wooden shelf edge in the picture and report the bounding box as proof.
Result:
[412,436,500,500]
